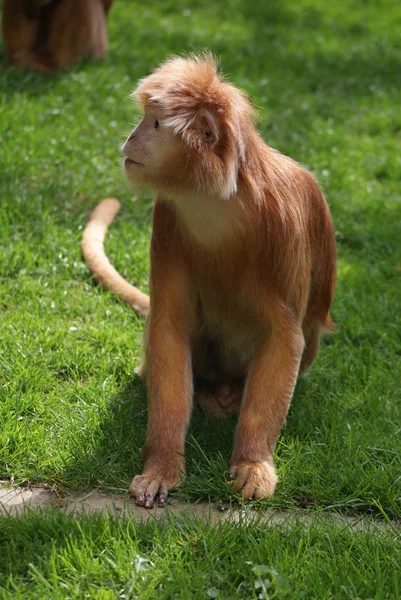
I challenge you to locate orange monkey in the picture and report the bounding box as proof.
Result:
[82,54,336,508]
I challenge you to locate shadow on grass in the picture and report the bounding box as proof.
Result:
[58,371,238,501]
[57,362,330,504]
[59,376,148,491]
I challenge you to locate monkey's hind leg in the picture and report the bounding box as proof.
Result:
[192,334,243,417]
[47,0,108,69]
[299,322,321,376]
[2,1,55,73]
[88,0,109,59]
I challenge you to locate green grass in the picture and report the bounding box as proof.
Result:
[1,510,400,599]
[0,0,401,594]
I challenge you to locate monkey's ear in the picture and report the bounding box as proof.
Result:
[194,110,220,146]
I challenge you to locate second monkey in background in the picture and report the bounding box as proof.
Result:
[2,0,113,73]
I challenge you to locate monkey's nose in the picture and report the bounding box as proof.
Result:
[122,138,132,156]
[127,130,136,142]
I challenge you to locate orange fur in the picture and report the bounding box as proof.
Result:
[82,198,149,315]
[2,0,112,73]
[83,54,336,508]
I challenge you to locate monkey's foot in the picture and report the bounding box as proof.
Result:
[196,383,242,417]
[13,50,55,74]
[129,463,184,509]
[229,460,278,499]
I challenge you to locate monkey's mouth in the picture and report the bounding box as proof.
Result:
[125,158,145,168]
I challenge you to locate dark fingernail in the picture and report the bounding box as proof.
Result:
[144,495,154,509]
[158,494,168,507]
[136,494,145,506]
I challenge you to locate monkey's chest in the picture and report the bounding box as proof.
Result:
[194,288,263,378]
[185,229,263,377]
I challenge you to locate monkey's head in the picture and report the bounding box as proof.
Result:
[122,53,256,200]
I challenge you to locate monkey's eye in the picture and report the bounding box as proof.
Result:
[205,130,212,138]
[154,120,160,129]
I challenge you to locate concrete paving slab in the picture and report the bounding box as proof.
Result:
[0,481,399,535]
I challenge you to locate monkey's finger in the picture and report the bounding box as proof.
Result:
[129,476,148,506]
[144,494,155,509]
[229,465,249,493]
[254,485,272,500]
[158,485,169,507]
[143,479,164,509]
[235,463,276,499]
[128,475,143,495]
[241,479,258,500]
[228,468,236,480]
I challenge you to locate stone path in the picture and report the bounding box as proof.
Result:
[0,481,399,534]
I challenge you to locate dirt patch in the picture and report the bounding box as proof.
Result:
[0,481,398,534]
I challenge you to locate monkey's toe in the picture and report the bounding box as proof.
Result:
[216,384,242,412]
[196,383,242,417]
[229,461,278,499]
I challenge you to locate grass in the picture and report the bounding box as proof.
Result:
[0,510,400,599]
[0,0,401,595]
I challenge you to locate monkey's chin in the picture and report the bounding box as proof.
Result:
[125,158,145,169]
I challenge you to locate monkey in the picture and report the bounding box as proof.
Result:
[82,53,336,509]
[2,0,113,73]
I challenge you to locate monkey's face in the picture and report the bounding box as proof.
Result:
[122,112,185,186]
[123,107,238,199]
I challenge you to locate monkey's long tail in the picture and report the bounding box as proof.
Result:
[81,198,150,316]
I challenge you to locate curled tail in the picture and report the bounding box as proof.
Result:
[82,198,150,316]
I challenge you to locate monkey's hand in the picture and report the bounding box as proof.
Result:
[129,460,184,508]
[229,460,278,500]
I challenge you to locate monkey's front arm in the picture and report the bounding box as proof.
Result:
[229,309,304,498]
[129,203,194,508]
